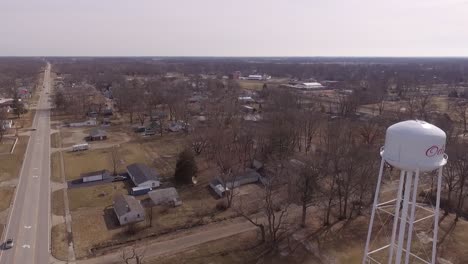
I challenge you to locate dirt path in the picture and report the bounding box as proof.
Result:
[78,219,257,264]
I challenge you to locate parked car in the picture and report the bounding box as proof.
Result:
[5,238,14,249]
[113,175,128,182]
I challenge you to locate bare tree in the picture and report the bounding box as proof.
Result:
[236,165,292,249]
[0,108,7,142]
[121,245,145,264]
[295,156,324,227]
[453,99,468,134]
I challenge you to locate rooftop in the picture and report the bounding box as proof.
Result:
[113,194,144,217]
[127,163,160,185]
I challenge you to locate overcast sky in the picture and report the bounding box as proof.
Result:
[1,0,467,57]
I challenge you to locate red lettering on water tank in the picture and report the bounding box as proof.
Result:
[426,145,445,157]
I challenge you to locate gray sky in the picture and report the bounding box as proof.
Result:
[1,0,467,56]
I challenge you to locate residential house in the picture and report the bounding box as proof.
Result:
[209,169,262,198]
[87,128,107,141]
[148,187,181,207]
[69,119,98,127]
[126,163,160,188]
[113,194,145,225]
[17,87,31,99]
[1,120,13,130]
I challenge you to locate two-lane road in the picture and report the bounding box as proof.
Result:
[0,63,52,264]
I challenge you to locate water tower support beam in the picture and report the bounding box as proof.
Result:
[431,167,443,264]
[362,158,386,264]
[395,171,413,264]
[388,170,406,264]
[405,169,419,264]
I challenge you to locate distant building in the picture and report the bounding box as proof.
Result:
[148,187,181,207]
[16,87,31,99]
[295,82,324,90]
[1,120,13,129]
[0,98,14,113]
[238,96,255,104]
[69,119,98,127]
[247,75,263,81]
[113,194,145,225]
[126,163,160,188]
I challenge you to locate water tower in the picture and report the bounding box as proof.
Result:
[362,120,448,264]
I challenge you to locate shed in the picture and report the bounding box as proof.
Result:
[126,163,160,188]
[148,187,181,207]
[113,194,145,225]
[81,169,111,183]
[88,128,107,141]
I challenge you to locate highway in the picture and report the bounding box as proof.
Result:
[0,63,51,264]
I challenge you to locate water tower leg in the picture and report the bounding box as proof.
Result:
[388,170,406,264]
[395,171,413,264]
[362,159,386,264]
[431,168,443,264]
[405,169,419,264]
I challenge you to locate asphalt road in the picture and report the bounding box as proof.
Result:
[0,63,52,264]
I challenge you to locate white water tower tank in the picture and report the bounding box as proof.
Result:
[381,120,447,172]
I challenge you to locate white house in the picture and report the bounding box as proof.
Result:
[126,163,160,188]
[113,194,145,225]
[1,120,13,129]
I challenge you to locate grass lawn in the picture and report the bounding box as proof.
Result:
[0,136,29,182]
[0,137,14,154]
[52,189,65,216]
[51,132,60,148]
[51,223,68,261]
[148,231,262,264]
[68,182,127,211]
[63,149,113,181]
[0,187,14,212]
[51,152,62,182]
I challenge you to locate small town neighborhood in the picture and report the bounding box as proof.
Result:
[1,54,468,264]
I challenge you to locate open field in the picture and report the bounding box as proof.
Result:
[238,80,265,91]
[0,136,29,182]
[0,137,15,154]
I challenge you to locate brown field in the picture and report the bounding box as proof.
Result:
[51,223,68,261]
[51,189,65,216]
[50,151,62,183]
[147,231,262,264]
[68,182,127,211]
[0,187,14,212]
[0,137,15,154]
[51,132,61,148]
[0,136,29,182]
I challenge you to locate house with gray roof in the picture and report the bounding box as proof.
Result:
[126,163,160,188]
[113,194,145,225]
[87,128,107,141]
[209,169,261,198]
[148,187,181,207]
